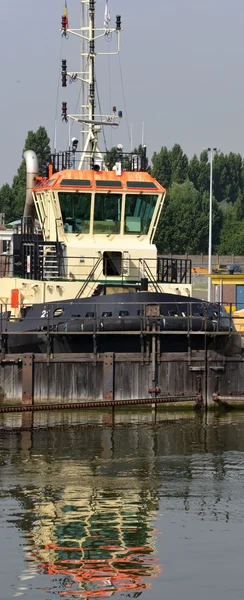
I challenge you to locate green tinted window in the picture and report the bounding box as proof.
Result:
[58,192,91,233]
[125,194,158,235]
[94,194,122,233]
[96,180,122,188]
[60,179,91,187]
[127,181,157,189]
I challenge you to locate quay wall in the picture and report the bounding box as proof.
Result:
[1,349,244,410]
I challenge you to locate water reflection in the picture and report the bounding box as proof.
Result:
[1,423,162,598]
[17,488,160,597]
[2,412,244,598]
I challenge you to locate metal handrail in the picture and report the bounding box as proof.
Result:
[75,256,103,298]
[139,259,161,293]
[0,253,192,285]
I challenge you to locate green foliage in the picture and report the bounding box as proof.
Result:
[0,184,15,222]
[155,181,221,254]
[170,143,188,183]
[152,146,172,188]
[151,143,188,188]
[152,143,244,254]
[213,152,243,204]
[217,201,244,253]
[105,145,146,172]
[0,126,50,221]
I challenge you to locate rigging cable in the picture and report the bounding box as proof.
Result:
[95,74,108,152]
[53,37,64,152]
[66,57,89,151]
[107,51,113,148]
[118,53,131,149]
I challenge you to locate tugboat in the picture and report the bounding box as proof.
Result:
[0,0,235,355]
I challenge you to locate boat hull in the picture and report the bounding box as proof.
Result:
[1,291,238,355]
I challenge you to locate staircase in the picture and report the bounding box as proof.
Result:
[20,240,62,280]
[39,245,60,280]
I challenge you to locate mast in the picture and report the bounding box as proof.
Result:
[80,1,86,154]
[61,0,122,169]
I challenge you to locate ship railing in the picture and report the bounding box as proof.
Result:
[0,302,239,341]
[75,256,103,298]
[0,254,192,286]
[47,148,148,175]
[0,253,11,278]
[139,259,161,293]
[157,257,192,285]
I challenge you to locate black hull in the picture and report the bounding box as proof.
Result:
[2,291,236,355]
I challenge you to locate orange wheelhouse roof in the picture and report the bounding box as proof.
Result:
[33,169,166,193]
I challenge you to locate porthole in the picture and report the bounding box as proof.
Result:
[53,308,64,318]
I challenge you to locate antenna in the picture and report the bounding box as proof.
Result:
[142,121,145,146]
[54,120,57,153]
[60,0,122,169]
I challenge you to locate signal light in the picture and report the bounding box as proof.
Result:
[116,15,121,30]
[61,59,67,87]
[61,15,68,31]
[62,102,68,122]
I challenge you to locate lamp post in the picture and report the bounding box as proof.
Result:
[205,147,219,302]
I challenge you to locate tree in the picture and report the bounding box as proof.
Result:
[105,146,120,170]
[151,146,172,188]
[170,143,188,184]
[8,126,50,220]
[0,184,15,223]
[234,190,244,221]
[105,145,145,172]
[188,154,200,189]
[155,180,221,254]
[197,151,210,193]
[152,144,188,188]
[217,203,244,253]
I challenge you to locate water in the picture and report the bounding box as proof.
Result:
[1,409,244,599]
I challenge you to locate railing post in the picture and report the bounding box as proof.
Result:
[229,303,232,332]
[22,354,34,405]
[103,353,114,401]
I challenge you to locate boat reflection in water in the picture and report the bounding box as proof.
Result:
[29,489,160,597]
[10,425,161,598]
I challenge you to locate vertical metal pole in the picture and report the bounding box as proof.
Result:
[208,150,213,302]
[54,120,57,153]
[68,118,71,151]
[81,0,86,155]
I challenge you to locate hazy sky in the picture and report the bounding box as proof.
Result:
[1,0,244,185]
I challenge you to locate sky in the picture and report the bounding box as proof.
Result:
[1,0,244,185]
